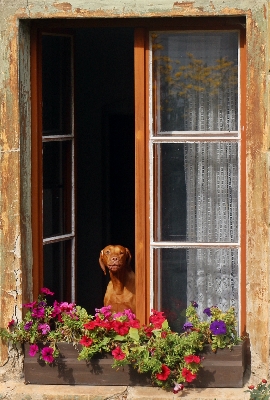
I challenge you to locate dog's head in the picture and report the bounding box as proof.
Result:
[99,245,131,275]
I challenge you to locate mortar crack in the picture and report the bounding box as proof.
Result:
[105,386,129,400]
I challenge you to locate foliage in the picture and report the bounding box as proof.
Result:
[185,302,241,352]
[245,380,270,400]
[0,289,241,393]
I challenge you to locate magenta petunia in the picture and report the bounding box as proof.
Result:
[38,323,50,335]
[23,301,37,309]
[40,287,54,296]
[29,344,39,357]
[32,307,45,319]
[41,346,54,363]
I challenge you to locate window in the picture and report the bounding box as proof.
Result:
[149,30,245,332]
[31,19,245,328]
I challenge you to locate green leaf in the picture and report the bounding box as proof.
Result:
[162,320,169,329]
[129,327,140,341]
[113,334,126,341]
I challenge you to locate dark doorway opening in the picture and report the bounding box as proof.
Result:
[75,28,135,313]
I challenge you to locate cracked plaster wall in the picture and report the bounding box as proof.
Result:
[0,0,269,385]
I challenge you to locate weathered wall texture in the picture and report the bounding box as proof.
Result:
[0,0,269,385]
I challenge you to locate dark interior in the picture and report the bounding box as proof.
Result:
[75,28,135,313]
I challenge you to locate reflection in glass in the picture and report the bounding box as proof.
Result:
[154,247,238,333]
[43,241,71,302]
[152,32,238,133]
[154,142,238,242]
[43,141,72,238]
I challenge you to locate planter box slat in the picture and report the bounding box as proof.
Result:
[24,342,246,387]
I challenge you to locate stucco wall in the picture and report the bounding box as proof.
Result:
[0,0,269,383]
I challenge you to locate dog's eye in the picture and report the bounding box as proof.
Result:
[105,250,110,254]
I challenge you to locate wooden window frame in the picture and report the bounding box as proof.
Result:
[31,18,246,330]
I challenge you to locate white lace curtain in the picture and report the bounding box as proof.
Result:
[184,87,239,317]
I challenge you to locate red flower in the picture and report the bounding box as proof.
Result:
[184,355,201,364]
[181,367,197,383]
[161,331,167,338]
[84,320,100,330]
[111,320,129,336]
[143,326,154,337]
[79,336,93,347]
[112,346,125,360]
[128,319,140,329]
[156,364,171,381]
[262,379,268,384]
[7,319,15,328]
[149,309,166,328]
[248,385,255,390]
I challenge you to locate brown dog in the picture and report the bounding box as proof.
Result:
[99,245,136,314]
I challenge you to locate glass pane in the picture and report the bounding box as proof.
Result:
[154,247,238,333]
[154,142,238,242]
[43,240,71,302]
[42,35,72,135]
[152,32,238,133]
[43,141,72,238]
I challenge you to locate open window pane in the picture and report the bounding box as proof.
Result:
[152,32,238,134]
[43,240,72,302]
[154,142,238,242]
[154,247,238,332]
[42,35,72,135]
[43,140,72,238]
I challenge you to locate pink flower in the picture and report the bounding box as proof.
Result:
[38,323,50,335]
[41,347,54,363]
[40,287,54,296]
[173,382,184,393]
[32,307,45,318]
[29,344,39,357]
[156,364,171,381]
[23,301,37,309]
[181,367,197,383]
[79,336,93,347]
[112,346,125,360]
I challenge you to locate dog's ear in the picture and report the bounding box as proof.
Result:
[99,250,106,275]
[125,248,132,267]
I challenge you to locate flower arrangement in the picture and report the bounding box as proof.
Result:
[245,379,270,399]
[0,289,241,393]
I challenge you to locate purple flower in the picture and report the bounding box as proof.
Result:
[41,346,54,363]
[203,307,211,317]
[29,344,39,357]
[191,301,198,308]
[38,323,50,335]
[24,321,33,331]
[210,320,227,335]
[183,322,193,331]
[40,287,54,296]
[32,307,45,319]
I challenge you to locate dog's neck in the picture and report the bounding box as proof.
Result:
[109,269,127,294]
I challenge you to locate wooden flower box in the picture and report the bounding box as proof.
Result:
[192,343,247,388]
[23,342,246,387]
[24,342,151,386]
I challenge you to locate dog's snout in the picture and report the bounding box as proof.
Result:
[111,256,119,262]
